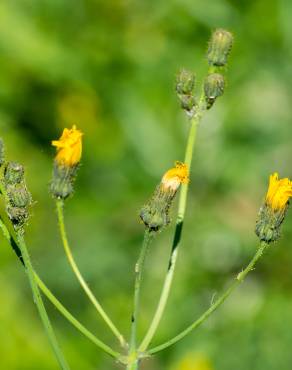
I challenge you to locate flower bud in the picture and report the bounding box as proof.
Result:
[204,73,225,109]
[4,162,24,184]
[176,70,196,117]
[6,183,31,208]
[50,125,83,199]
[176,69,195,95]
[3,162,32,233]
[140,162,189,232]
[255,173,292,243]
[207,29,233,67]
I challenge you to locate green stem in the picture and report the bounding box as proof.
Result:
[16,233,71,370]
[0,217,122,361]
[139,106,203,352]
[126,361,139,370]
[56,199,126,348]
[147,242,268,355]
[129,231,153,363]
[35,274,122,360]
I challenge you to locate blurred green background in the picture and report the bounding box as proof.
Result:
[0,0,292,369]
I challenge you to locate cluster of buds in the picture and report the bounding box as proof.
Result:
[140,162,189,232]
[176,69,196,117]
[176,29,233,115]
[3,162,32,233]
[50,125,83,199]
[203,29,233,109]
[255,173,292,243]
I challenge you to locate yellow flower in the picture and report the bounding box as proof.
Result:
[266,173,292,211]
[52,125,83,167]
[161,161,189,191]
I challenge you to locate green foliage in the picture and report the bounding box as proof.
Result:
[0,1,292,369]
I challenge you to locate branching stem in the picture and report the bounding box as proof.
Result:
[139,99,205,352]
[0,216,122,361]
[147,242,268,355]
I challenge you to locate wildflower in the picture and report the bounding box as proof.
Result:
[50,125,83,199]
[52,125,82,167]
[140,162,189,232]
[255,173,292,243]
[161,162,189,191]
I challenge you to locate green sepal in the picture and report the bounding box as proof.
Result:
[50,162,79,199]
[255,203,287,243]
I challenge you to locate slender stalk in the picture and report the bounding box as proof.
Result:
[126,361,139,370]
[16,233,71,370]
[56,199,126,348]
[128,231,153,370]
[35,275,122,360]
[0,217,122,361]
[146,242,268,355]
[139,104,204,352]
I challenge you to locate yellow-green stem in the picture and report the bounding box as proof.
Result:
[36,274,122,360]
[147,242,268,355]
[16,233,71,370]
[0,217,122,361]
[56,199,126,348]
[139,104,204,352]
[129,231,153,369]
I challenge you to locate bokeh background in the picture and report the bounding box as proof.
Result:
[0,0,292,369]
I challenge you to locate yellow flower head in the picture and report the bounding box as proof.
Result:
[161,161,189,191]
[266,173,292,211]
[52,125,83,167]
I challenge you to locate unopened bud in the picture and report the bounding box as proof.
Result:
[6,184,31,208]
[207,29,233,67]
[4,162,24,184]
[3,162,32,233]
[6,206,29,229]
[176,70,196,116]
[179,94,196,113]
[176,69,195,95]
[204,73,225,109]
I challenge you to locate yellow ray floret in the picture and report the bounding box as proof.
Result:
[52,125,83,167]
[161,161,189,191]
[266,172,292,211]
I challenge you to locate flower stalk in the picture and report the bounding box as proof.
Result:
[147,241,268,355]
[139,28,233,353]
[15,234,71,370]
[128,230,154,368]
[56,199,126,348]
[138,108,200,353]
[0,216,123,361]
